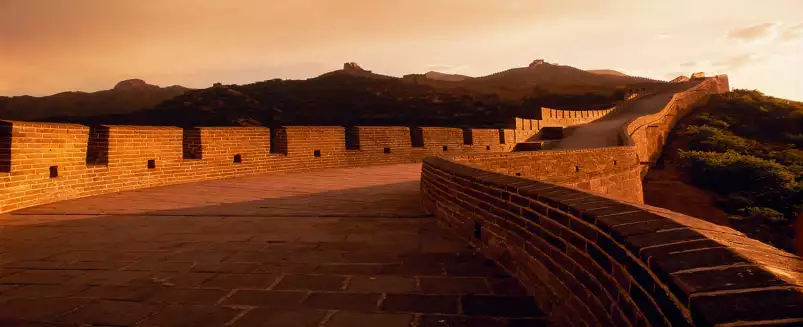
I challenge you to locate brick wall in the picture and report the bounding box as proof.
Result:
[419,76,802,326]
[513,106,617,143]
[624,76,729,167]
[421,156,803,327]
[0,122,524,213]
[451,147,643,203]
[538,107,615,128]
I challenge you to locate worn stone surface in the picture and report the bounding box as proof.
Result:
[0,164,539,326]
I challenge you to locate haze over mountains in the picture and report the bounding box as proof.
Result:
[1,60,665,127]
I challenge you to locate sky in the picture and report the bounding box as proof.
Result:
[1,0,802,101]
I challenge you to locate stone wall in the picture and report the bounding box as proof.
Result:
[623,75,730,168]
[421,158,802,326]
[538,107,615,128]
[0,122,520,213]
[514,106,616,142]
[420,75,803,326]
[452,147,642,203]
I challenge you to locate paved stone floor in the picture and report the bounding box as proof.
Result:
[0,164,546,327]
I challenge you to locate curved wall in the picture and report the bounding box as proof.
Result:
[0,123,522,213]
[0,94,631,214]
[420,75,803,326]
[451,147,643,203]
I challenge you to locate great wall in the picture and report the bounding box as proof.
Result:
[0,74,801,326]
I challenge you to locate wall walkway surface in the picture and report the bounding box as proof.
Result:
[0,164,548,327]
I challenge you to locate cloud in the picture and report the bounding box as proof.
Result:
[680,61,698,68]
[713,53,761,71]
[781,22,803,41]
[728,22,781,41]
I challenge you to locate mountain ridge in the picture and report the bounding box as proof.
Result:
[4,60,670,127]
[0,79,190,121]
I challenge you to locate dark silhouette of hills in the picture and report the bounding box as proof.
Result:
[0,79,190,121]
[404,60,663,101]
[16,60,666,128]
[462,60,660,96]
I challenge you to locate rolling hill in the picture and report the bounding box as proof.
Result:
[0,79,190,121]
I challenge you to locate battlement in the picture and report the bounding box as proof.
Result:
[0,101,623,214]
[0,122,526,213]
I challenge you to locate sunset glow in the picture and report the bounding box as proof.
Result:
[1,0,802,100]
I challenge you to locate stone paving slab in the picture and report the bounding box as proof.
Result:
[0,164,546,326]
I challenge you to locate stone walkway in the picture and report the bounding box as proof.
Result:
[0,164,546,327]
[554,82,699,150]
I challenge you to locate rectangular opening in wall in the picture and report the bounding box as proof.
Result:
[147,159,156,169]
[486,145,491,151]
[442,145,448,152]
[233,154,242,163]
[384,147,391,154]
[575,165,580,172]
[462,128,473,145]
[313,149,321,157]
[269,127,288,155]
[498,129,506,144]
[182,128,202,160]
[49,166,58,178]
[410,127,424,148]
[0,121,11,173]
[474,222,482,240]
[345,126,360,150]
[86,125,109,165]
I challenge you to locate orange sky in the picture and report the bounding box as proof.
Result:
[1,0,802,100]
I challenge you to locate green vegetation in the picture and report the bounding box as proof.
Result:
[676,90,803,225]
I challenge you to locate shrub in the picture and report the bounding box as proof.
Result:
[694,113,731,129]
[740,206,786,223]
[766,149,803,167]
[717,194,754,214]
[678,150,795,194]
[681,125,754,153]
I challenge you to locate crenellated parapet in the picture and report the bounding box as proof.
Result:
[513,106,618,142]
[0,122,520,213]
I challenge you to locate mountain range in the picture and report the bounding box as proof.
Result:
[0,79,189,121]
[2,60,665,128]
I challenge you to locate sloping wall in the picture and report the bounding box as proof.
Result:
[420,75,803,326]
